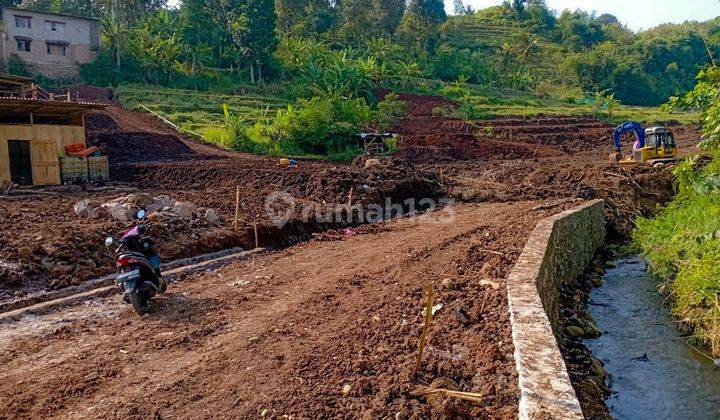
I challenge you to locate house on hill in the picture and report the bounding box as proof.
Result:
[0,7,100,79]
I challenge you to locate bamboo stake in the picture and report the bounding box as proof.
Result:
[253,221,259,249]
[348,187,354,207]
[414,283,435,374]
[234,186,240,230]
[411,387,486,404]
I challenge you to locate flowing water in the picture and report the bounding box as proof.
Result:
[585,256,720,420]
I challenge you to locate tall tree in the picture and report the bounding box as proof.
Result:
[228,0,277,83]
[407,0,446,25]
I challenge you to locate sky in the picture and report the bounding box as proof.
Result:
[448,0,720,31]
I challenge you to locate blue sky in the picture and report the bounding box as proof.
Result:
[448,0,720,31]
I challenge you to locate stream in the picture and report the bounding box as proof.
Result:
[585,256,720,420]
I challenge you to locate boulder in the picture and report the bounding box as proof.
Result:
[110,205,135,222]
[122,193,154,208]
[365,159,381,169]
[204,209,219,222]
[87,206,108,220]
[566,325,585,338]
[172,202,197,219]
[74,199,93,217]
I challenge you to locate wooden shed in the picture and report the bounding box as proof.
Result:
[0,96,104,186]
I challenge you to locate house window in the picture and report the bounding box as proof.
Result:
[16,39,31,52]
[46,21,65,32]
[46,43,67,56]
[14,16,32,29]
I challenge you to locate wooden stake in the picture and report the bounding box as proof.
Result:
[234,186,240,230]
[414,283,435,375]
[253,221,259,249]
[348,187,354,207]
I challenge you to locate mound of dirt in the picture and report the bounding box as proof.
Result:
[55,84,115,103]
[87,132,197,163]
[84,111,118,131]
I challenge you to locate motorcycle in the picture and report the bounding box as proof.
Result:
[105,210,167,315]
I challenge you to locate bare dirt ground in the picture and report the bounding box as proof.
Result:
[0,201,572,419]
[0,90,701,418]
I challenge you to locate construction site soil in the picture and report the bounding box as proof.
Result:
[0,92,701,418]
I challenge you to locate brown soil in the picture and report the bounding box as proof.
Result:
[0,91,702,418]
[0,201,573,419]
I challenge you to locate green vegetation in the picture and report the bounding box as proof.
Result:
[634,65,720,357]
[5,0,710,156]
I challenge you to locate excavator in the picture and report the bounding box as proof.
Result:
[610,121,678,165]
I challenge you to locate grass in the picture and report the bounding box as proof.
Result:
[633,156,720,357]
[116,84,290,140]
[117,83,700,158]
[459,86,699,125]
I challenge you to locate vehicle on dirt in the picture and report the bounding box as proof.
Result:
[105,210,167,315]
[610,121,678,165]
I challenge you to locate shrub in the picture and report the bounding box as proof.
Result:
[257,95,372,155]
[6,54,31,77]
[374,93,406,131]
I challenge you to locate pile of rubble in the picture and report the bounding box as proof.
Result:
[74,193,220,223]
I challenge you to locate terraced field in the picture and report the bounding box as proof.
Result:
[116,84,289,145]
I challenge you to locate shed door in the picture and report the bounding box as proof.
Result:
[8,140,33,185]
[30,141,61,185]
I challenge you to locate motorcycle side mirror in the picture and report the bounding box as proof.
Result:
[105,237,114,247]
[136,209,146,220]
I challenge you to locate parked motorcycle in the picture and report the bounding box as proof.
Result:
[105,210,167,315]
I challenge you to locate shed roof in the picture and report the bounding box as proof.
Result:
[0,97,105,117]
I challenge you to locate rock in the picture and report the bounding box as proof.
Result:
[604,261,616,269]
[123,193,154,208]
[260,409,269,417]
[109,205,135,222]
[582,320,602,338]
[147,212,163,222]
[87,206,108,220]
[590,357,606,380]
[590,276,603,287]
[74,199,96,218]
[172,202,197,219]
[40,256,54,270]
[480,279,501,290]
[205,209,219,222]
[429,377,459,391]
[566,325,585,338]
[342,384,352,395]
[440,278,456,290]
[365,159,381,169]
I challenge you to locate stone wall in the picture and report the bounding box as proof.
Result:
[507,199,605,420]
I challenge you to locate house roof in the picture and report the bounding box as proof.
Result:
[2,6,100,22]
[0,97,105,117]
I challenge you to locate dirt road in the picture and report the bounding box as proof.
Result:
[0,201,573,419]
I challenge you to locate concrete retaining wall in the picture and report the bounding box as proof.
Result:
[507,199,605,419]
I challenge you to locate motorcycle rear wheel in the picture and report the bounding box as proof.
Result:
[129,290,149,315]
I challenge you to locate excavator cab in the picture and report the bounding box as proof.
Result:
[625,127,677,164]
